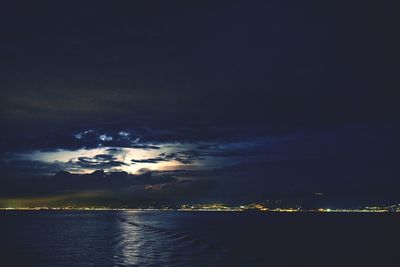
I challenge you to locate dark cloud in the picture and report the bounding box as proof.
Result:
[0,169,214,207]
[71,155,128,170]
[129,144,161,150]
[1,1,399,151]
[131,150,203,165]
[0,159,64,176]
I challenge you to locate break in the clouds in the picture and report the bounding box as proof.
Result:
[6,133,277,175]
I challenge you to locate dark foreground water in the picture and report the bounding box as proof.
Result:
[0,211,399,266]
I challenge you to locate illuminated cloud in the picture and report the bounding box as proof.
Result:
[118,131,130,137]
[74,129,95,140]
[99,134,113,141]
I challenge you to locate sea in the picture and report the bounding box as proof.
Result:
[0,211,399,266]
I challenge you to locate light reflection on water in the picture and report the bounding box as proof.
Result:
[112,211,225,266]
[1,211,399,266]
[114,215,142,266]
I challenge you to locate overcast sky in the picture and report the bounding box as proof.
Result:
[0,1,399,208]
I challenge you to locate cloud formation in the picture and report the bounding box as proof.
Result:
[70,154,128,170]
[131,150,203,165]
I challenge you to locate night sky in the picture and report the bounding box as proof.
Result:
[0,1,399,208]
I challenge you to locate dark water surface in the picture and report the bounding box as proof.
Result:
[0,211,399,266]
